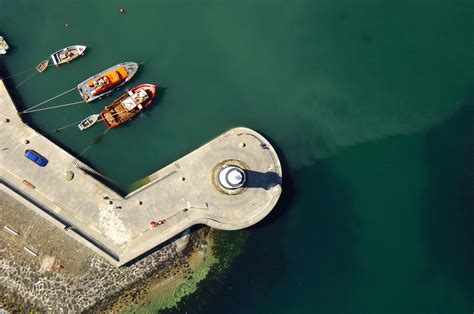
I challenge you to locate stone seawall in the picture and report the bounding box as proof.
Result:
[1,189,212,311]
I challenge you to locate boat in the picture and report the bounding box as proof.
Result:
[50,45,86,66]
[77,62,139,103]
[78,114,100,131]
[36,60,49,73]
[100,83,156,129]
[0,36,9,55]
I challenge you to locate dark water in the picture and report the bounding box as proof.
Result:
[1,0,473,312]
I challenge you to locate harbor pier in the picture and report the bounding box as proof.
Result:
[0,79,282,266]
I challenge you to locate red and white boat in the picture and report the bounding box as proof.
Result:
[100,84,156,129]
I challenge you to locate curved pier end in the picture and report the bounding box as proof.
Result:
[149,127,283,231]
[119,127,283,264]
[0,79,282,266]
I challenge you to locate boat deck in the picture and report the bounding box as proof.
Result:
[0,79,282,266]
[51,45,86,66]
[77,62,138,102]
[102,100,133,126]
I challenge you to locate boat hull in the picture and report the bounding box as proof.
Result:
[78,114,100,131]
[100,84,157,129]
[36,60,49,73]
[0,36,9,55]
[51,45,86,66]
[77,62,139,103]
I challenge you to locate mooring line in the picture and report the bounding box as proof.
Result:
[86,102,96,114]
[15,71,38,88]
[21,86,77,113]
[50,118,86,133]
[0,67,36,80]
[75,128,111,158]
[53,115,110,132]
[76,144,94,158]
[21,100,85,114]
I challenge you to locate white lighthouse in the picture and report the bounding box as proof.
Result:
[218,165,246,189]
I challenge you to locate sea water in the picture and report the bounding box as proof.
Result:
[1,0,473,312]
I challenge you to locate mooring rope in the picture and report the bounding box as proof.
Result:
[15,71,38,88]
[0,61,61,80]
[21,100,85,114]
[53,115,110,132]
[21,86,77,113]
[75,128,111,158]
[50,118,87,133]
[0,67,36,80]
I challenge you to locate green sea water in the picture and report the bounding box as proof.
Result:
[1,0,473,313]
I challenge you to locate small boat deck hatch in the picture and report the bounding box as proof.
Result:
[122,97,137,111]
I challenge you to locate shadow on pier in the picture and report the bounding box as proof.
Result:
[244,170,281,190]
[247,132,294,229]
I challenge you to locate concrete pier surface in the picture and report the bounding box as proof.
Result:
[0,80,282,266]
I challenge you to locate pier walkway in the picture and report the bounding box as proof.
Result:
[0,80,282,266]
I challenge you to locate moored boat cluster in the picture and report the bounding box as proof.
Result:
[75,60,156,130]
[52,45,156,130]
[4,38,157,131]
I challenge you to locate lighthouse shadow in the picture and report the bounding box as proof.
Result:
[244,170,281,190]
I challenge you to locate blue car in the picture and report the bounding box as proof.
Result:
[24,149,48,167]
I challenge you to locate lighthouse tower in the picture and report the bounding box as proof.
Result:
[218,165,246,189]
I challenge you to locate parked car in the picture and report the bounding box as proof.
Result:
[24,149,48,167]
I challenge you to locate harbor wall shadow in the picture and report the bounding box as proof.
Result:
[120,225,201,267]
[422,98,474,304]
[0,177,120,262]
[249,132,293,229]
[0,59,29,113]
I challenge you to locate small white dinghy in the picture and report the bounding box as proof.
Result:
[78,114,100,131]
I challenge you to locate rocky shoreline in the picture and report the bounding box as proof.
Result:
[1,228,212,312]
[106,228,215,312]
[0,188,214,312]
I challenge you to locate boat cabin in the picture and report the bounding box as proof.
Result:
[88,66,129,96]
[123,89,148,110]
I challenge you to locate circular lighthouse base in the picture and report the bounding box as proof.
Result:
[218,166,246,189]
[212,159,249,195]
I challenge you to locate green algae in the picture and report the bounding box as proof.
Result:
[3,1,473,312]
[120,229,247,313]
[127,176,152,194]
[129,253,217,312]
